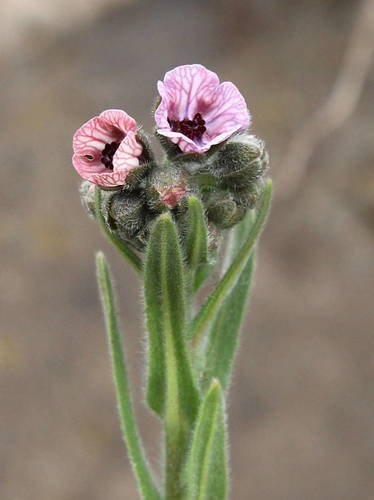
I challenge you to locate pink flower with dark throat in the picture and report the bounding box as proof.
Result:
[72,109,143,187]
[155,64,250,154]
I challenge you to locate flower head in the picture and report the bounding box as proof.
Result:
[155,64,250,154]
[72,109,143,187]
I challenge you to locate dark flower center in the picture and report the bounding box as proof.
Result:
[101,141,121,169]
[168,113,206,141]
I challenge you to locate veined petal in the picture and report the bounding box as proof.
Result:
[100,109,137,135]
[113,131,143,172]
[72,153,106,178]
[73,116,117,158]
[204,82,250,136]
[90,170,129,187]
[156,64,219,124]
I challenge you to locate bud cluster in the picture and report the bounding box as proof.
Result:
[74,64,270,256]
[80,131,268,252]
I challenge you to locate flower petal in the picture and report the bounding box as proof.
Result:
[204,82,250,137]
[100,109,137,135]
[72,153,106,180]
[113,131,143,172]
[155,64,219,126]
[73,152,127,187]
[90,170,129,187]
[73,116,118,158]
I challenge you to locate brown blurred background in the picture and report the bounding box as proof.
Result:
[1,0,373,499]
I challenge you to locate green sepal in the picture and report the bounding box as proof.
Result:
[190,179,273,345]
[155,130,183,160]
[202,210,256,391]
[95,252,160,500]
[184,380,228,500]
[144,215,199,419]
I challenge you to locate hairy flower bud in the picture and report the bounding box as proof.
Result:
[146,166,188,212]
[233,179,266,210]
[205,190,246,229]
[208,134,269,190]
[109,191,146,236]
[79,180,121,220]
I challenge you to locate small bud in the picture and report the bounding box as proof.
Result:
[109,191,146,237]
[124,161,153,189]
[205,191,246,229]
[146,166,188,212]
[208,133,269,190]
[79,181,121,221]
[233,179,265,210]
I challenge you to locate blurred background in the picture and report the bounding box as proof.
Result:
[1,0,373,499]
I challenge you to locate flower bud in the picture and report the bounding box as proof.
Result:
[232,178,265,210]
[109,190,146,237]
[145,166,188,212]
[79,181,121,221]
[208,133,269,190]
[205,190,246,229]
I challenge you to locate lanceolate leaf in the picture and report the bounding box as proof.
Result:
[184,380,228,500]
[183,196,209,268]
[181,196,212,292]
[95,252,160,500]
[190,180,273,346]
[144,215,199,419]
[202,210,256,391]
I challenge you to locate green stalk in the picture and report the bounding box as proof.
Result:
[94,186,143,274]
[96,252,160,500]
[190,180,273,347]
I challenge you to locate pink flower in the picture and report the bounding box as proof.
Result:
[155,64,250,154]
[72,109,143,187]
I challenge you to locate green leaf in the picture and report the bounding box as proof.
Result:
[202,210,256,390]
[190,179,273,346]
[183,196,208,269]
[144,215,200,498]
[94,186,143,274]
[95,252,160,500]
[184,380,228,500]
[144,215,199,419]
[180,196,212,293]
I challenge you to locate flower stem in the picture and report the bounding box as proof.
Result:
[94,186,143,274]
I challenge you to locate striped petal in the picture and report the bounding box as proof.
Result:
[113,131,143,173]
